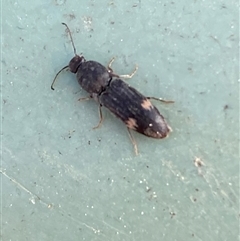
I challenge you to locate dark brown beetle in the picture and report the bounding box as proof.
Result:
[51,23,173,154]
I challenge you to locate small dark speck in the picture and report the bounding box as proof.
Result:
[193,198,197,202]
[68,14,76,20]
[146,187,151,193]
[223,104,229,110]
[195,188,199,191]
[146,165,149,168]
[194,157,204,167]
[110,21,115,24]
[58,151,62,155]
[88,140,91,145]
[170,212,176,218]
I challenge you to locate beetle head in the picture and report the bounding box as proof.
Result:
[69,55,86,73]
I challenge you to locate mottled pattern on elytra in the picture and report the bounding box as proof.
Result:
[99,78,171,138]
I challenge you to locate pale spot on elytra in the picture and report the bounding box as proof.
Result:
[125,118,138,130]
[141,99,153,110]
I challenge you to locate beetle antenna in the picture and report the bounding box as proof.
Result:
[62,22,77,56]
[51,65,69,90]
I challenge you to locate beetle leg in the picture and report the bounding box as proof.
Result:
[107,57,138,79]
[147,97,174,104]
[118,65,138,79]
[93,104,104,129]
[78,96,92,101]
[127,128,138,155]
[107,57,115,70]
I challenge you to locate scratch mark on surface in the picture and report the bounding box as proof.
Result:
[37,150,90,182]
[58,210,104,236]
[162,160,187,183]
[81,222,100,234]
[102,220,128,236]
[193,156,238,206]
[0,169,52,208]
[174,218,205,241]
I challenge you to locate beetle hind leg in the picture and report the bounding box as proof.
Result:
[127,128,138,155]
[147,97,174,104]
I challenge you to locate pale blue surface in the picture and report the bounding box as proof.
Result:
[1,0,239,240]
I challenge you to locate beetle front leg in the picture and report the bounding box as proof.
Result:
[107,57,138,79]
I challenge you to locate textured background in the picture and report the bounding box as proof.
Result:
[1,0,239,240]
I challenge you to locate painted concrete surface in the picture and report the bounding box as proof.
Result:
[2,1,239,240]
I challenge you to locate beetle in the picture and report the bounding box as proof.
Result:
[51,23,173,154]
[51,24,135,95]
